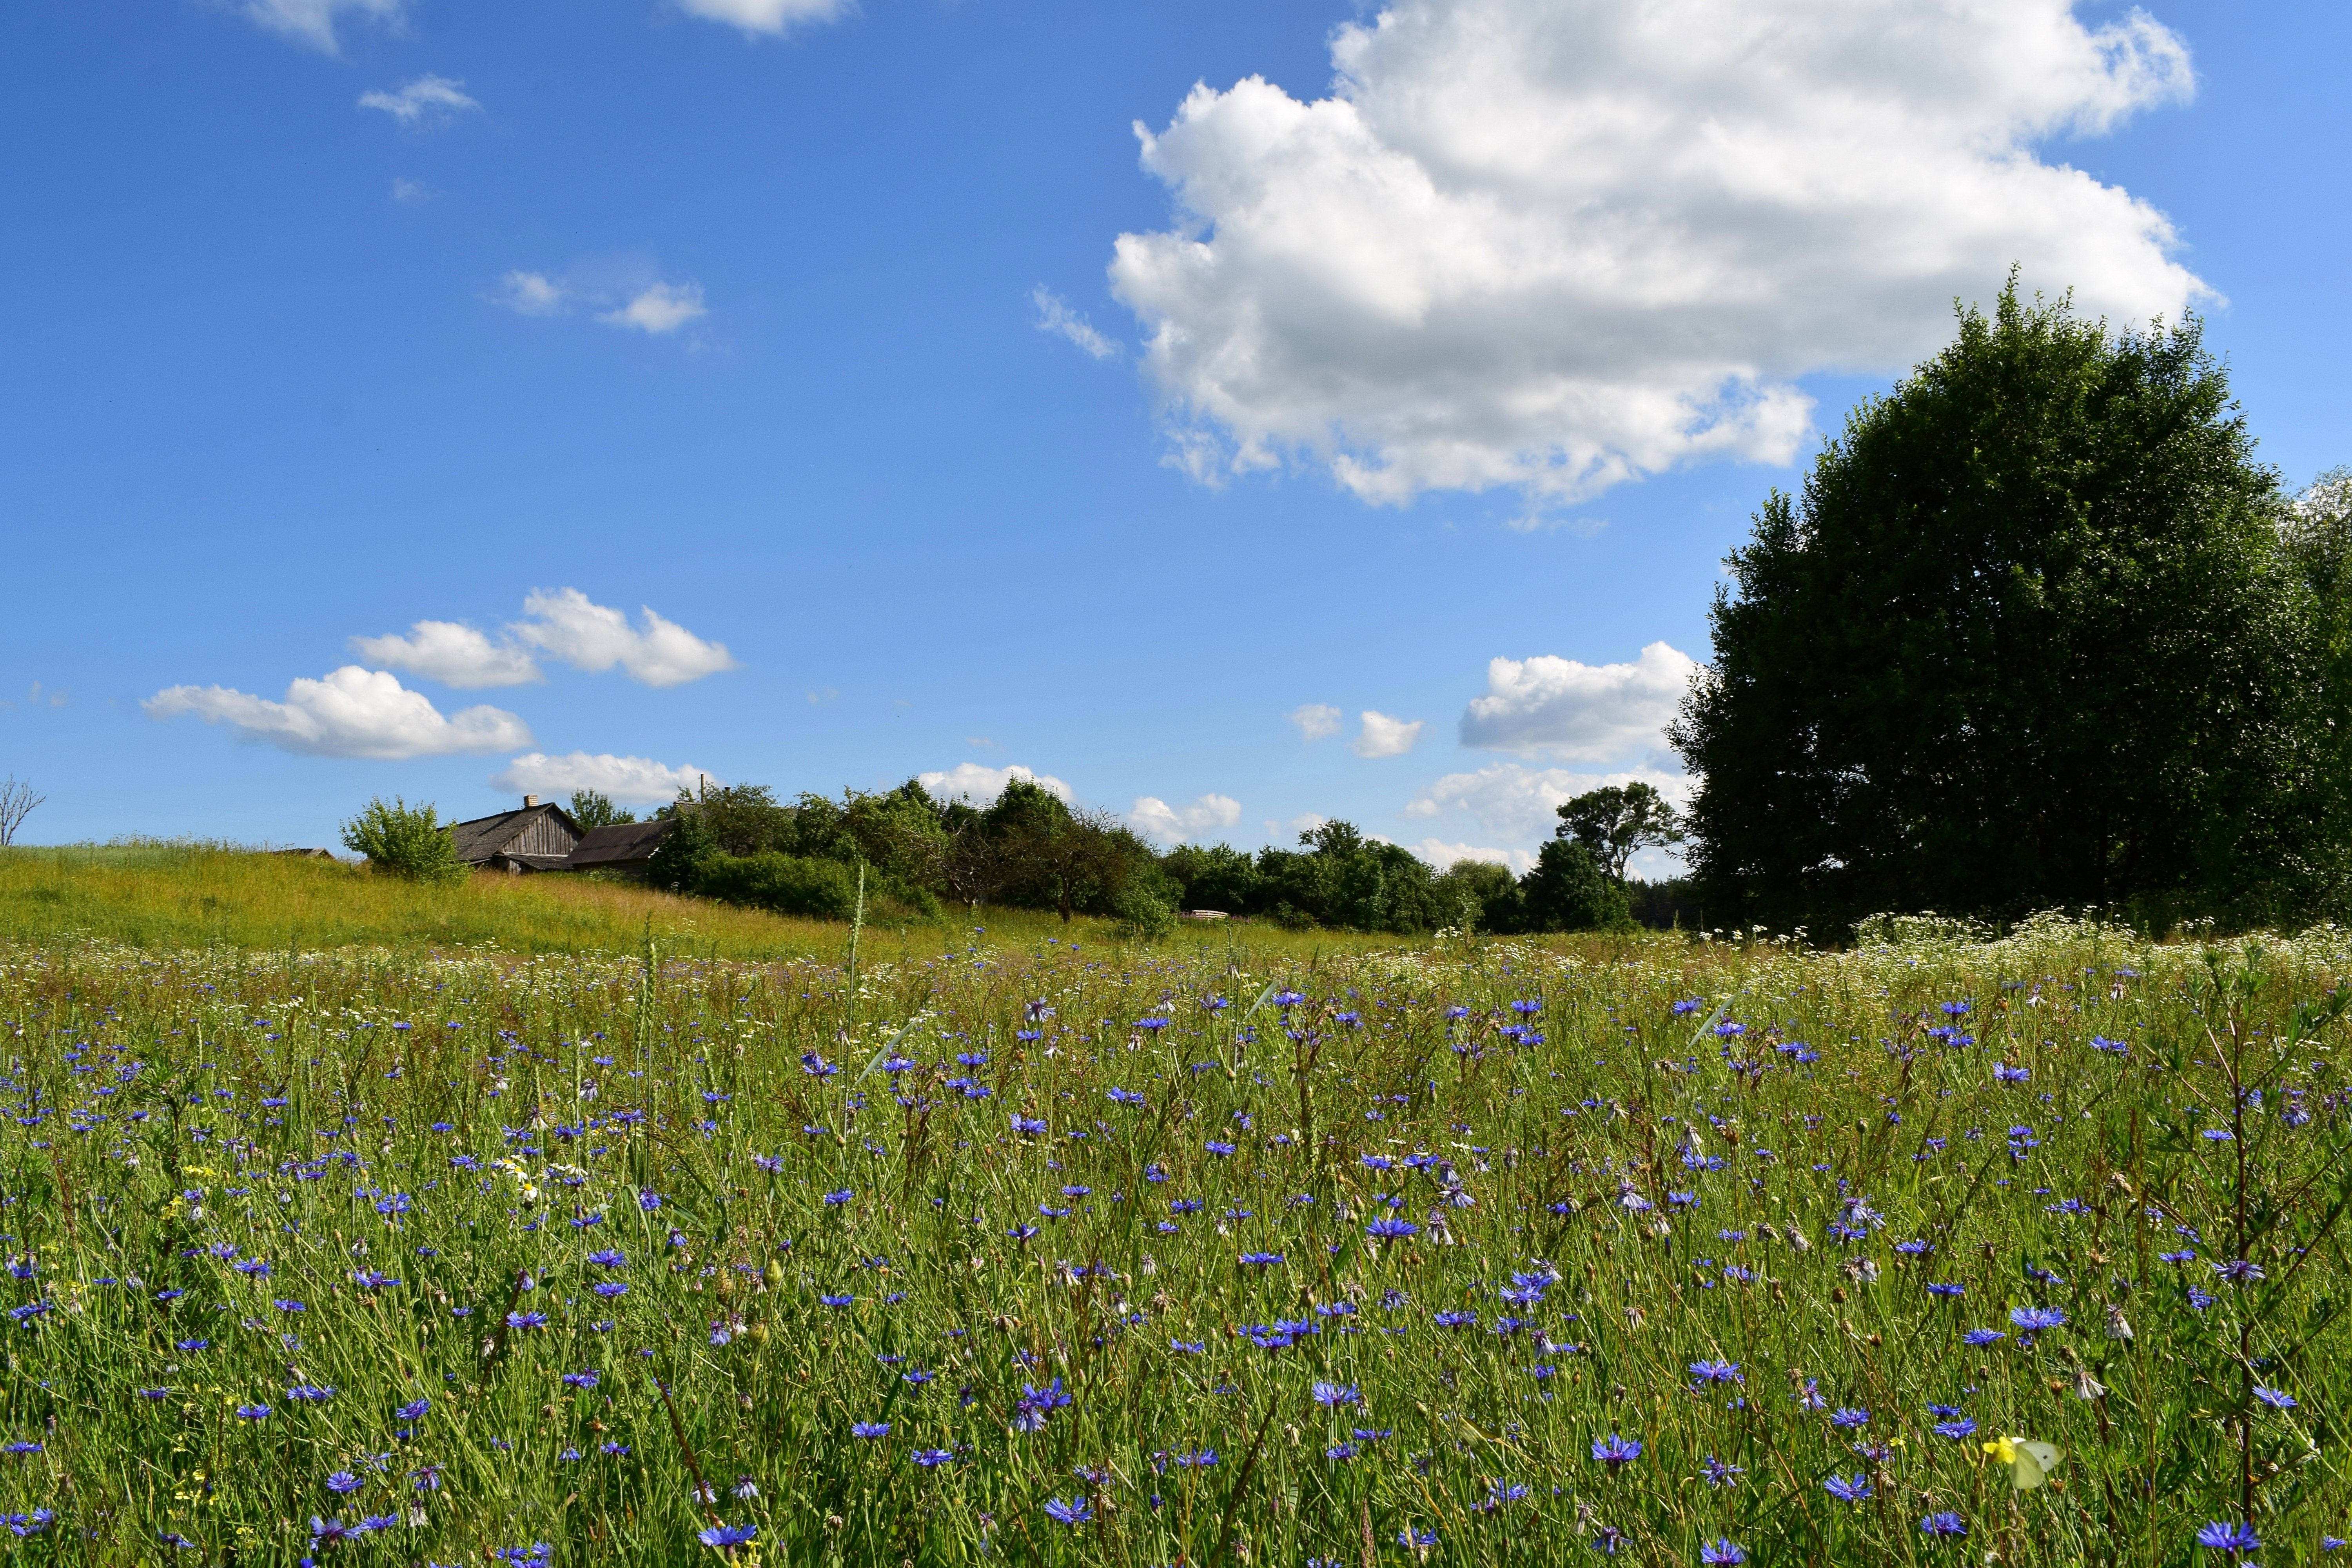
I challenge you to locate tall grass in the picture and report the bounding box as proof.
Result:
[0,913,2347,1563]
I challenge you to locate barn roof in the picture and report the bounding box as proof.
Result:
[450,803,582,866]
[569,818,673,868]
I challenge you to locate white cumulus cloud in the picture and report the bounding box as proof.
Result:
[1287,702,1341,742]
[143,667,530,760]
[1109,0,2202,507]
[353,591,736,690]
[1032,287,1122,361]
[350,621,542,690]
[673,0,853,36]
[232,0,403,53]
[1406,762,1689,840]
[1130,793,1243,845]
[491,752,710,806]
[599,283,707,336]
[1410,838,1535,875]
[1459,642,1697,761]
[1352,710,1424,758]
[918,763,1073,806]
[511,588,738,688]
[359,74,479,126]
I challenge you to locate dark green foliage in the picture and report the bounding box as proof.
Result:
[1520,839,1632,932]
[338,796,465,884]
[1430,858,1523,935]
[694,851,864,920]
[1555,784,1682,882]
[1159,843,1263,914]
[1625,876,1698,931]
[1672,282,2342,933]
[567,790,636,830]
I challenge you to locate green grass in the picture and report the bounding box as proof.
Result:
[0,843,1437,965]
[0,877,2347,1564]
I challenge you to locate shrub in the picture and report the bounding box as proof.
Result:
[338,797,465,884]
[1521,839,1631,932]
[695,853,863,921]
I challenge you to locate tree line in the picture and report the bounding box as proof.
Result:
[630,777,1685,937]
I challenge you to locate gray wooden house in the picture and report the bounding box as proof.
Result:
[450,797,584,873]
[568,819,673,876]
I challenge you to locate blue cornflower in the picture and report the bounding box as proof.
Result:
[913,1448,954,1467]
[1926,1282,1965,1298]
[505,1311,548,1330]
[1919,1512,1968,1538]
[1205,1140,1236,1157]
[236,1404,271,1421]
[1689,1359,1742,1385]
[1311,1381,1361,1408]
[1701,1455,1743,1487]
[823,1190,854,1207]
[697,1522,758,1553]
[310,1517,359,1544]
[1366,1215,1419,1240]
[326,1470,362,1494]
[1042,1496,1094,1526]
[396,1397,430,1420]
[286,1385,336,1403]
[1823,1473,1873,1503]
[561,1370,599,1390]
[593,1282,628,1299]
[1934,1416,1978,1440]
[587,1249,626,1268]
[1962,1328,2007,1347]
[2252,1387,2296,1410]
[851,1421,890,1438]
[2196,1523,2260,1556]
[1590,1433,1641,1468]
[1700,1541,1746,1565]
[1240,1250,1284,1267]
[1830,1408,1870,1429]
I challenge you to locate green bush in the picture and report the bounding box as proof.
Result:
[695,852,862,920]
[1521,839,1632,932]
[338,797,465,884]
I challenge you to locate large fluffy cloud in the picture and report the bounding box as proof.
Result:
[1110,0,2201,507]
[491,753,710,806]
[1407,762,1690,840]
[1459,642,1696,760]
[354,590,737,690]
[144,668,530,760]
[1130,793,1243,845]
[917,763,1073,806]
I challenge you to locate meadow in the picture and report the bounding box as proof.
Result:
[0,875,2346,1564]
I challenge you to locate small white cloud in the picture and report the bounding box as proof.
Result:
[390,178,429,203]
[1407,761,1689,839]
[1266,811,1329,840]
[354,592,735,690]
[598,282,707,336]
[917,762,1072,805]
[1130,793,1243,845]
[1410,838,1535,875]
[358,74,479,126]
[233,0,403,54]
[491,752,709,806]
[673,0,853,36]
[1352,710,1424,759]
[1459,641,1697,762]
[1031,287,1122,361]
[144,667,529,760]
[494,271,570,318]
[1287,702,1341,742]
[350,621,542,690]
[512,588,738,688]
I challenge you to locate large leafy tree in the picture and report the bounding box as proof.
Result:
[1555,784,1682,882]
[1670,283,2342,932]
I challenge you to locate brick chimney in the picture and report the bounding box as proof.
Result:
[524,795,539,808]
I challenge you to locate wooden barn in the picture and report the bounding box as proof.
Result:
[568,818,673,877]
[450,798,584,873]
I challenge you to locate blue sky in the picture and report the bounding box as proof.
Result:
[3,0,2346,871]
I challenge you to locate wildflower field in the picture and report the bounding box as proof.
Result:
[2,915,2348,1566]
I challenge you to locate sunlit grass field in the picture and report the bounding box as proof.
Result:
[0,844,1428,966]
[0,860,2346,1564]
